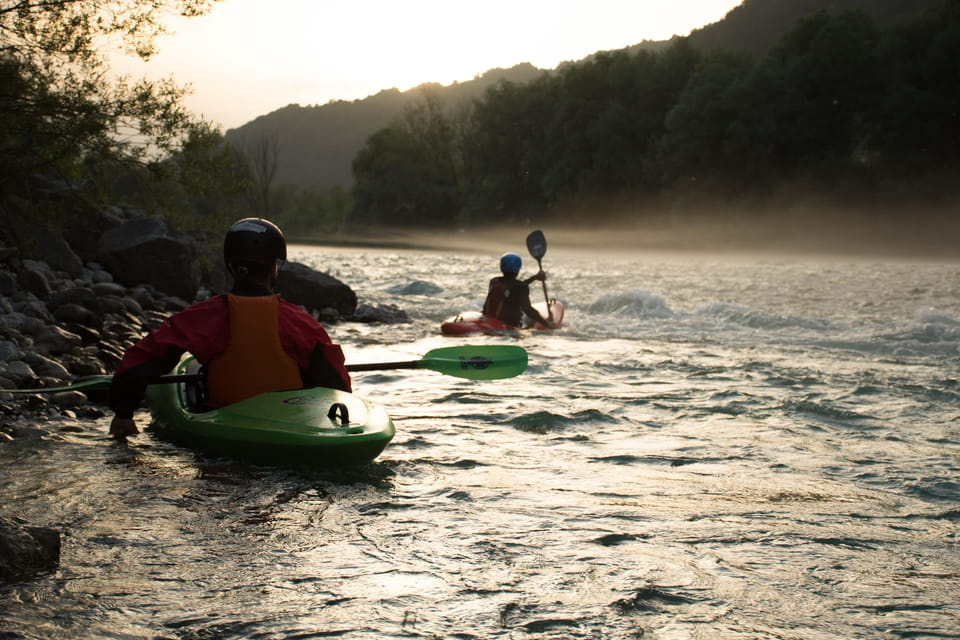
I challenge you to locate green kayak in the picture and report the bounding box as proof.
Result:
[144,357,395,466]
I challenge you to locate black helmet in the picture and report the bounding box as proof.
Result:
[223,218,287,271]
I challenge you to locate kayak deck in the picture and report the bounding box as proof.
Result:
[145,358,395,466]
[441,300,565,336]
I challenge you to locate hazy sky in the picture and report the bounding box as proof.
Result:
[111,0,744,130]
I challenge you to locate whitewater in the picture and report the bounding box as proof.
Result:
[2,240,958,639]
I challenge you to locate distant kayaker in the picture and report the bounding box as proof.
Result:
[108,218,351,439]
[482,252,556,329]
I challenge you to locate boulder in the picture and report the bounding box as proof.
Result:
[276,262,357,319]
[195,231,231,295]
[0,198,84,277]
[0,516,61,581]
[98,216,201,301]
[62,206,117,262]
[353,303,411,324]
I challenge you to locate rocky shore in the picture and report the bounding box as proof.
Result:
[0,206,408,581]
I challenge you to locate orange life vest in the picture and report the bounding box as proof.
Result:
[205,294,303,407]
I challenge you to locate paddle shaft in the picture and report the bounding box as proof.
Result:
[132,362,419,384]
[0,345,528,393]
[150,360,456,374]
[62,359,490,386]
[347,361,416,372]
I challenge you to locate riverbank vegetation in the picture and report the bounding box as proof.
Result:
[0,0,245,236]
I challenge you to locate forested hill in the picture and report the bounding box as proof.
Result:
[223,65,543,188]
[684,0,930,55]
[225,0,931,191]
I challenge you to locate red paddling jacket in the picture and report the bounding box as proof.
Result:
[110,291,350,417]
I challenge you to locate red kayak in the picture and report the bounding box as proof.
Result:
[441,300,565,336]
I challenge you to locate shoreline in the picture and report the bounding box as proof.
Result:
[293,218,960,261]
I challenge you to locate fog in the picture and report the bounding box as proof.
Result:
[307,208,960,261]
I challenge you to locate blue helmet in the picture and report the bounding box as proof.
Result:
[499,252,522,274]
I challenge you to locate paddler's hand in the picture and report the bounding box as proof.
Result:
[524,270,547,285]
[110,416,139,439]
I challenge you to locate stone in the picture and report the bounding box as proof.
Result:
[1,360,36,386]
[47,286,97,311]
[0,270,16,296]
[0,340,19,362]
[23,353,71,380]
[352,303,411,324]
[18,268,52,299]
[0,517,61,581]
[52,303,98,327]
[1,311,44,335]
[49,391,88,407]
[34,326,82,355]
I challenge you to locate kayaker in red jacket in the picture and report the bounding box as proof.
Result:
[108,218,351,439]
[482,252,555,329]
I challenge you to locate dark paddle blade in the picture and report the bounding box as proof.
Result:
[526,229,547,260]
[525,229,553,320]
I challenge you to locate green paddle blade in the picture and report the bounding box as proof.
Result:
[418,345,528,380]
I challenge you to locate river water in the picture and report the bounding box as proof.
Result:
[2,238,959,639]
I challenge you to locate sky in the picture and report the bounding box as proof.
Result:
[110,0,744,130]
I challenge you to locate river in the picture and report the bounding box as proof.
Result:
[2,238,959,639]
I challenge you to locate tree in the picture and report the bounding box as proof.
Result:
[351,90,465,227]
[872,0,960,176]
[761,9,882,171]
[351,126,432,226]
[463,76,554,220]
[0,0,219,191]
[656,50,758,201]
[239,131,280,218]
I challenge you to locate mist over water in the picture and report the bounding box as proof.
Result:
[2,238,958,639]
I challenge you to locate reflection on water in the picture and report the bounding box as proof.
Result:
[2,247,959,639]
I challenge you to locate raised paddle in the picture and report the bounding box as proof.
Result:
[0,345,529,394]
[525,229,553,322]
